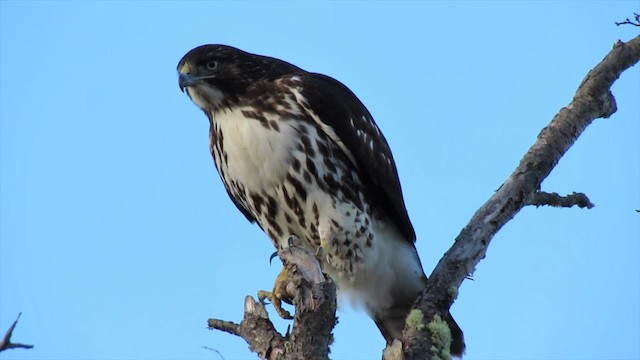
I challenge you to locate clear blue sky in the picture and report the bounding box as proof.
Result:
[1,2,638,360]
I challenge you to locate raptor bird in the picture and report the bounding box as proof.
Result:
[177,44,464,356]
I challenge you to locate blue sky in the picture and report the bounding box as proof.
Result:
[1,1,638,360]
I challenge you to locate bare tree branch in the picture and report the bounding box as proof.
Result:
[525,190,594,209]
[615,13,640,27]
[208,245,337,360]
[0,313,33,352]
[208,317,244,338]
[400,36,640,359]
[209,296,287,359]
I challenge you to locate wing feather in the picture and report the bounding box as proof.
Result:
[295,73,416,242]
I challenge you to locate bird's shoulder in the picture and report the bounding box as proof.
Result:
[245,71,417,242]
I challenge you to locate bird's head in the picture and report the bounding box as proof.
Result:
[177,44,301,113]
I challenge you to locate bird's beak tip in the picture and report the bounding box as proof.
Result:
[178,72,192,93]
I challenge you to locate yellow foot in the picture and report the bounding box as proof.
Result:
[258,267,293,320]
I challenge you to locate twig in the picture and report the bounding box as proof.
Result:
[208,296,286,360]
[615,13,640,27]
[0,313,33,352]
[401,35,640,359]
[202,346,227,360]
[208,318,243,337]
[525,191,594,209]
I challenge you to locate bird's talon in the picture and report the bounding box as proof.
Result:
[257,290,272,304]
[257,289,293,319]
[269,251,279,265]
[257,267,294,320]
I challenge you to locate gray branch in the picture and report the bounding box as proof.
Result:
[400,36,640,359]
[208,296,287,359]
[208,245,336,360]
[525,191,594,209]
[0,313,33,352]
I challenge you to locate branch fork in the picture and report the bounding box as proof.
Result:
[0,313,33,352]
[208,245,337,360]
[398,35,640,359]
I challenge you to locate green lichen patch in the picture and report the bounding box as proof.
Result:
[405,309,425,331]
[427,314,452,360]
[447,286,458,300]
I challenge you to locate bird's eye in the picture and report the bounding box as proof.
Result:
[206,61,218,70]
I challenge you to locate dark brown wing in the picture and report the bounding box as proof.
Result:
[297,73,416,242]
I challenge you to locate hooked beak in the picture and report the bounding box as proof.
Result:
[178,62,200,93]
[178,72,197,93]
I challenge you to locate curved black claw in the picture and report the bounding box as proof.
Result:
[287,236,296,248]
[269,251,279,265]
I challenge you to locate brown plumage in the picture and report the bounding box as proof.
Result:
[177,44,465,356]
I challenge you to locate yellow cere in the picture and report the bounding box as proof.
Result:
[179,63,191,74]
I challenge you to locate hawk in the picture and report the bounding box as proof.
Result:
[177,44,464,356]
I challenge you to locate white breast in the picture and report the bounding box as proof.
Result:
[213,107,299,192]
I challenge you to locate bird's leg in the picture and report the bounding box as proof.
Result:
[259,236,302,320]
[258,266,294,320]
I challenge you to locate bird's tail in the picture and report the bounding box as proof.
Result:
[374,303,465,357]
